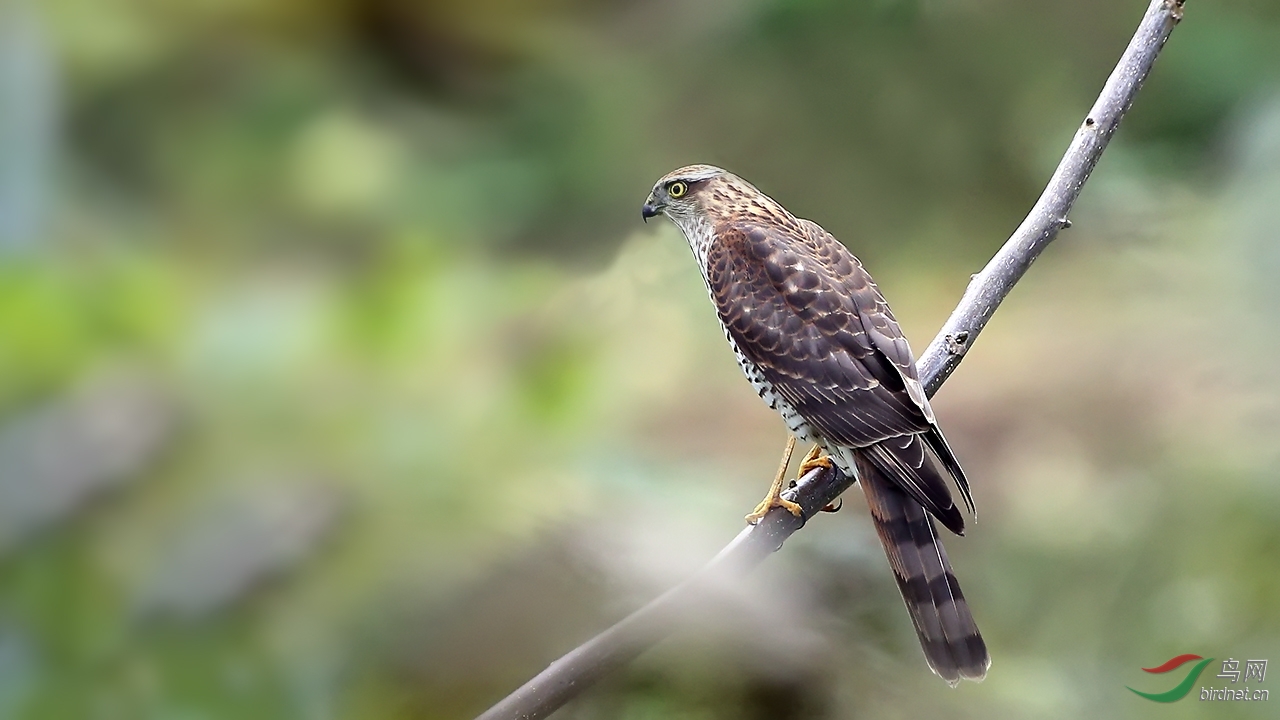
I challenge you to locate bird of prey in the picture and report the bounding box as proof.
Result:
[641,164,989,685]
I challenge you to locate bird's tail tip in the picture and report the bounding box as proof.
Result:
[929,634,991,686]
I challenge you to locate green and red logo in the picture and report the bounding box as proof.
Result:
[1128,654,1215,702]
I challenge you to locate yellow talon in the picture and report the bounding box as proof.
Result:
[746,436,805,524]
[796,443,842,513]
[797,443,834,476]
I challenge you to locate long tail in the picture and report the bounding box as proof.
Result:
[855,450,990,685]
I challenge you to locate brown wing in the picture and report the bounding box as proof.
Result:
[706,219,974,530]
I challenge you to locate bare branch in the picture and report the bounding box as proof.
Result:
[475,2,1185,718]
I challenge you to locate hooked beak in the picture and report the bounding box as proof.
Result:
[641,199,662,222]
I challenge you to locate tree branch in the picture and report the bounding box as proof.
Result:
[475,2,1185,718]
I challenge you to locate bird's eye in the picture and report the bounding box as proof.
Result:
[668,181,688,198]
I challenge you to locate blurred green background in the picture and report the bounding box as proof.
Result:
[1,0,1279,718]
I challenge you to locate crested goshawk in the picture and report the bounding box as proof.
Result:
[642,164,989,685]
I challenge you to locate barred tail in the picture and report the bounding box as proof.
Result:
[855,451,990,685]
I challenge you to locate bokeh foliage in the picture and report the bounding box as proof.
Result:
[1,0,1279,718]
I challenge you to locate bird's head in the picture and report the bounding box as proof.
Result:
[641,164,729,225]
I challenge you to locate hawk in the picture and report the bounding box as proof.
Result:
[641,164,989,685]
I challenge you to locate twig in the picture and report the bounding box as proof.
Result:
[918,0,1185,395]
[475,2,1185,718]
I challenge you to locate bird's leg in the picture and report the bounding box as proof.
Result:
[745,435,804,524]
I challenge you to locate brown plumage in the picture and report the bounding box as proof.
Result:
[642,164,989,685]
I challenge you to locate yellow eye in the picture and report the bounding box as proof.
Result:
[668,181,688,198]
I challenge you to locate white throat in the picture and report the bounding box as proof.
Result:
[669,213,717,281]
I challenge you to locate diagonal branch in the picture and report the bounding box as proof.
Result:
[475,2,1185,718]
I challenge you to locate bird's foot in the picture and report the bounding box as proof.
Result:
[746,435,805,525]
[745,485,803,525]
[797,444,834,476]
[795,445,841,512]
